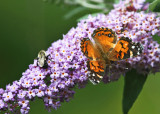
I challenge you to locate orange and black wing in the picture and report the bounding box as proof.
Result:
[91,27,117,56]
[80,38,106,84]
[80,38,101,60]
[87,60,106,84]
[108,37,143,61]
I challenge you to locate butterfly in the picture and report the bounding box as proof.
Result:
[80,27,143,85]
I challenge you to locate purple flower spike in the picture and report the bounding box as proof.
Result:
[0,0,160,113]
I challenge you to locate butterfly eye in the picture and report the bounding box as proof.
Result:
[108,34,112,37]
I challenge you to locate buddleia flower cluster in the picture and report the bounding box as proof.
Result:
[0,0,160,113]
[101,0,160,82]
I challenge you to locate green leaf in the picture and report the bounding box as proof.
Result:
[122,69,148,114]
[77,13,101,22]
[114,0,119,4]
[146,0,155,3]
[153,34,160,44]
[149,0,160,12]
[64,7,87,19]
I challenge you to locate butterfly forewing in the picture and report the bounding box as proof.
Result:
[80,38,102,60]
[91,27,117,56]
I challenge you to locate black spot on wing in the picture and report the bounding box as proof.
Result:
[91,27,116,38]
[120,42,124,48]
[80,38,90,57]
[87,61,104,85]
[119,37,132,42]
[118,37,143,58]
[130,42,143,56]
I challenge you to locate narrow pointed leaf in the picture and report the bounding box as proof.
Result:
[123,69,148,114]
[149,0,160,12]
[64,7,87,19]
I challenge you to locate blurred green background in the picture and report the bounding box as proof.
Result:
[0,0,160,114]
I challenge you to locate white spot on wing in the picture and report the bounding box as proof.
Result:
[130,51,133,57]
[89,79,97,85]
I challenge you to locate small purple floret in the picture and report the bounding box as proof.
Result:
[0,0,160,113]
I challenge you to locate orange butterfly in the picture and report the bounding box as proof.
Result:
[80,27,143,84]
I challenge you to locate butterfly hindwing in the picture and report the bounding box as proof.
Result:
[87,60,106,85]
[108,37,143,61]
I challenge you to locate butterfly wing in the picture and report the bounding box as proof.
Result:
[81,38,106,84]
[87,60,106,84]
[80,38,101,60]
[91,27,117,56]
[108,37,143,61]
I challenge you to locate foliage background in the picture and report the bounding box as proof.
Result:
[0,0,160,113]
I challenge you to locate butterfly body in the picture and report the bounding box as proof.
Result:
[80,27,143,84]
